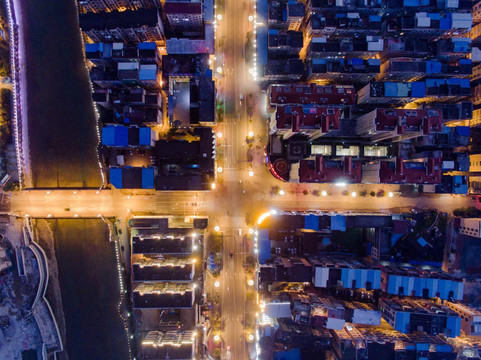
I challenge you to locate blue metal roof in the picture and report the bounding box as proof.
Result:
[139,127,152,146]
[138,42,156,50]
[102,126,115,146]
[274,349,301,360]
[411,82,425,97]
[142,167,155,189]
[304,215,319,231]
[115,126,129,146]
[331,215,346,231]
[258,229,271,264]
[110,168,123,189]
[85,43,99,52]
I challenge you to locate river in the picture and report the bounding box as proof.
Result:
[19,0,102,188]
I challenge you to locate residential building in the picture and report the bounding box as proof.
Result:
[85,42,160,66]
[290,155,362,183]
[101,125,156,147]
[132,234,194,255]
[357,79,471,105]
[446,302,481,336]
[133,282,194,308]
[268,0,305,31]
[79,0,161,12]
[458,218,481,238]
[307,58,380,83]
[379,298,461,337]
[268,30,303,56]
[306,36,384,60]
[268,83,356,108]
[361,157,442,184]
[141,331,195,360]
[79,9,165,44]
[313,258,381,290]
[109,166,156,189]
[269,106,340,140]
[355,108,443,142]
[470,154,481,172]
[164,1,203,36]
[132,257,195,282]
[380,264,464,300]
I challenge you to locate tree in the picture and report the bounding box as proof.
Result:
[370,191,376,197]
[342,190,348,196]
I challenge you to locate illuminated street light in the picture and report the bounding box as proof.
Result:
[270,209,278,215]
[248,334,255,341]
[248,68,254,74]
[249,228,254,234]
[214,225,220,232]
[213,335,220,342]
[248,15,254,21]
[217,14,222,20]
[248,170,254,177]
[248,279,254,286]
[214,281,220,288]
[388,192,394,198]
[351,192,357,197]
[216,67,223,74]
[216,131,223,138]
[211,183,216,190]
[248,131,254,138]
[321,191,327,196]
[217,167,223,173]
[279,190,285,196]
[335,182,346,187]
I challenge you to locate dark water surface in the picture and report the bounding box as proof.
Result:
[49,219,128,360]
[21,0,102,188]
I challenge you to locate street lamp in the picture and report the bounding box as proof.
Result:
[214,281,220,288]
[248,170,254,177]
[211,183,216,190]
[351,192,357,197]
[213,335,220,342]
[279,190,285,196]
[248,228,254,234]
[388,192,394,198]
[217,167,223,173]
[216,67,223,74]
[248,131,254,138]
[214,225,220,232]
[216,131,223,138]
[248,15,254,21]
[248,279,254,286]
[217,14,222,20]
[321,191,327,196]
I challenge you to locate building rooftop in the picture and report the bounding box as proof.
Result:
[79,9,160,30]
[269,83,356,107]
[379,157,442,184]
[298,156,362,183]
[142,330,194,359]
[275,106,340,133]
[132,235,194,254]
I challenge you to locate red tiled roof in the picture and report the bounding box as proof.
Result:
[269,83,356,107]
[379,157,442,184]
[275,106,340,133]
[299,155,362,183]
[374,108,443,134]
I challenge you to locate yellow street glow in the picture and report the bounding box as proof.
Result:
[257,211,272,225]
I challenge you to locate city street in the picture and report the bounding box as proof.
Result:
[5,0,479,359]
